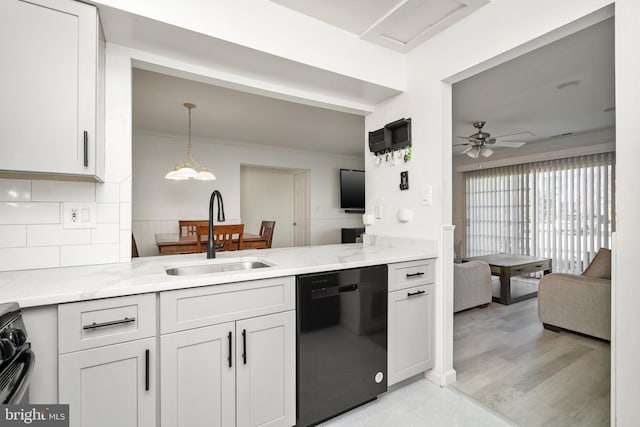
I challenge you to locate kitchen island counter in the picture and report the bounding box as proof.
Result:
[0,243,436,307]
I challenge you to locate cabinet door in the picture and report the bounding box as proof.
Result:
[237,311,295,427]
[388,285,434,386]
[161,322,236,427]
[0,0,99,177]
[59,337,156,427]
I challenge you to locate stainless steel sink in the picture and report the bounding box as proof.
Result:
[165,259,272,276]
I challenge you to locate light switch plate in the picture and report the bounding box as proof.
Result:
[421,186,432,206]
[63,202,96,229]
[375,204,383,219]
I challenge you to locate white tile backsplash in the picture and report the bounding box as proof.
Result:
[0,225,27,248]
[119,176,132,202]
[0,179,31,202]
[92,224,120,244]
[0,202,60,224]
[0,247,60,271]
[119,202,131,229]
[27,225,91,246]
[96,203,119,224]
[32,181,96,202]
[0,176,129,271]
[96,183,120,203]
[60,243,119,267]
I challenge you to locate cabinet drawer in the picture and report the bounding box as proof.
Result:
[388,259,435,291]
[58,294,156,354]
[160,276,295,334]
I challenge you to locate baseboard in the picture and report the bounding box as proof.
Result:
[425,368,457,386]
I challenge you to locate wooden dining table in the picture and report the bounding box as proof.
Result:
[155,233,269,255]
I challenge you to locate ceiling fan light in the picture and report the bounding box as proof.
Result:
[481,146,494,157]
[195,170,216,181]
[466,147,480,159]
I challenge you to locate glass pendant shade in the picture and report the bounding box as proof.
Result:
[165,103,216,181]
[480,146,494,157]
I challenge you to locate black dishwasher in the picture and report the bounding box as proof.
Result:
[296,264,388,426]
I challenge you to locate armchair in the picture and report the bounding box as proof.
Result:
[454,260,493,313]
[538,248,611,340]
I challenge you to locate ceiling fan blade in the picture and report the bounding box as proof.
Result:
[492,141,526,148]
[461,146,474,154]
[493,131,535,139]
[453,142,472,146]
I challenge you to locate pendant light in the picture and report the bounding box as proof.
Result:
[165,103,216,181]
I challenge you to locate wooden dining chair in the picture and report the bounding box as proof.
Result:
[179,220,208,237]
[195,224,245,252]
[259,220,276,248]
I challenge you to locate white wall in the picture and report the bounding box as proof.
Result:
[612,0,640,424]
[94,0,405,92]
[132,130,363,256]
[364,0,615,391]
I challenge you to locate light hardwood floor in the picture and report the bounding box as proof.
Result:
[452,298,610,427]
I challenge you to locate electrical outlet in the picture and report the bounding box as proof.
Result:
[63,203,96,229]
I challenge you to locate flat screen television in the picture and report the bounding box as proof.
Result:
[340,169,365,211]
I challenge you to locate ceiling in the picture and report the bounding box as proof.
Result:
[452,17,615,157]
[269,0,488,52]
[132,69,365,157]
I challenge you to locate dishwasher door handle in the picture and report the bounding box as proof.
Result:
[339,284,358,293]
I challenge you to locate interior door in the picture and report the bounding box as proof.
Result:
[293,171,310,247]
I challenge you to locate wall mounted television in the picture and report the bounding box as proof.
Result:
[340,169,365,212]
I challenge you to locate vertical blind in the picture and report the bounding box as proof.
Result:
[465,152,615,274]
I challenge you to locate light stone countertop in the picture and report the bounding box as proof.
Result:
[0,243,436,308]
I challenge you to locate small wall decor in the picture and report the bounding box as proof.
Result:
[368,118,412,165]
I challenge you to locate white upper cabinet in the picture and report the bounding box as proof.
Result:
[0,0,105,181]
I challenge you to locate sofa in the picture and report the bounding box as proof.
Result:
[454,260,493,313]
[538,248,611,340]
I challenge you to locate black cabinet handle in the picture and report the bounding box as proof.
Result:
[228,331,232,368]
[242,329,247,365]
[83,131,88,167]
[145,349,150,391]
[82,317,135,330]
[406,272,425,278]
[407,290,425,297]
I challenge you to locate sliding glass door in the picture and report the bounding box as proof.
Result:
[465,152,615,273]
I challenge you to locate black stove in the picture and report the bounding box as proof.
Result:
[0,302,34,404]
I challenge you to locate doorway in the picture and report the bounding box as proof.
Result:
[240,165,310,248]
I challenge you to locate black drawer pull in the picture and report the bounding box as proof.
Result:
[407,290,426,297]
[83,131,88,167]
[406,272,425,278]
[242,329,247,365]
[83,317,136,330]
[145,349,150,391]
[228,331,232,368]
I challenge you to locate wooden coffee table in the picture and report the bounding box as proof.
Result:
[462,254,552,305]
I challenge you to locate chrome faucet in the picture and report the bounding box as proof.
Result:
[207,190,226,259]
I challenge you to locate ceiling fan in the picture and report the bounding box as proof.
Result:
[454,121,530,158]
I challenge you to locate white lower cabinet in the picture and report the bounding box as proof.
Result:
[387,284,435,386]
[387,260,436,386]
[236,311,296,427]
[161,311,296,427]
[161,322,236,427]
[58,337,156,427]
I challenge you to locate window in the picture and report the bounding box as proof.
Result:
[465,152,615,274]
